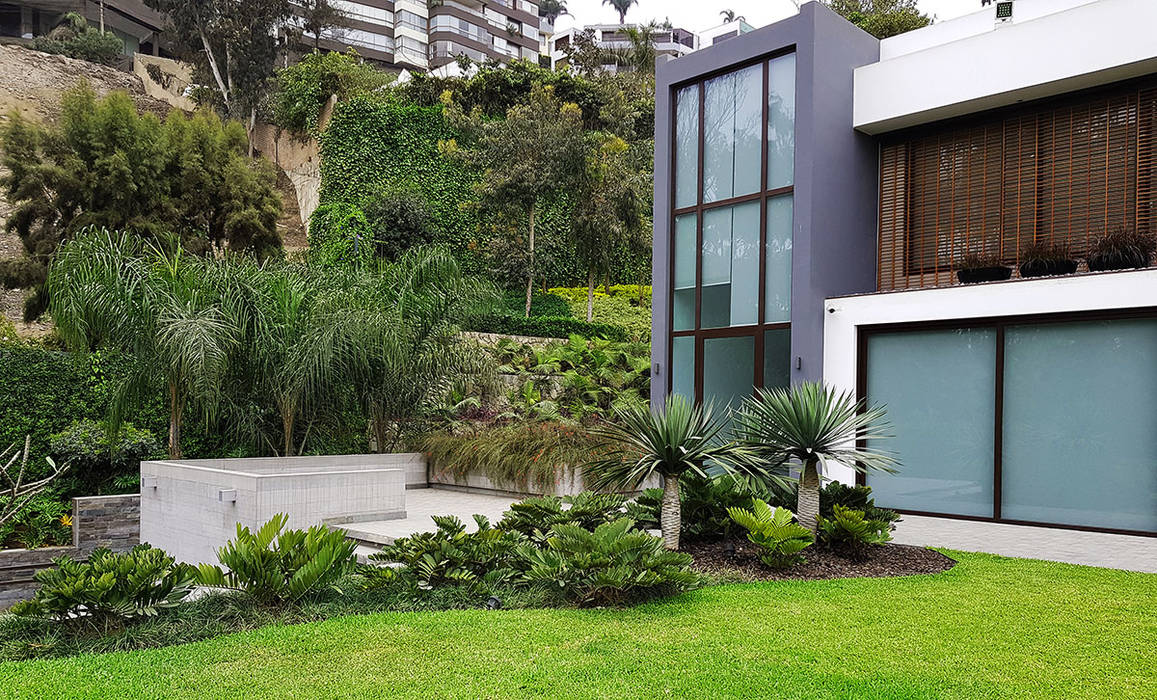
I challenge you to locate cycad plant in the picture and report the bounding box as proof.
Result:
[585,395,772,550]
[735,382,896,535]
[727,500,813,569]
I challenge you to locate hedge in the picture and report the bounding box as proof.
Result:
[467,315,628,341]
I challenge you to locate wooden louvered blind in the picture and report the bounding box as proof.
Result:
[879,80,1157,290]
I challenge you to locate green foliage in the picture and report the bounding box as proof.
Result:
[49,420,159,496]
[362,187,435,262]
[10,545,196,630]
[0,493,71,550]
[31,13,123,66]
[369,514,523,590]
[817,505,893,559]
[627,474,794,543]
[422,422,609,493]
[0,84,282,294]
[306,202,374,268]
[513,518,700,606]
[499,492,627,544]
[468,314,628,341]
[549,285,651,342]
[272,50,391,135]
[502,290,572,318]
[819,481,900,527]
[727,500,814,569]
[823,0,932,39]
[195,514,358,606]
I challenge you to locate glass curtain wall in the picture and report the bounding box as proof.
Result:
[669,51,796,409]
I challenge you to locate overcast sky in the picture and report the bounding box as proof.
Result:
[555,0,986,34]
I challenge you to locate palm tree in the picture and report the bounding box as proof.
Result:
[734,382,897,535]
[720,9,745,23]
[340,246,498,452]
[539,0,568,24]
[602,0,638,25]
[585,395,778,551]
[49,228,243,459]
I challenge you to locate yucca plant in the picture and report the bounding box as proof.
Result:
[726,500,814,569]
[195,514,357,606]
[735,382,896,535]
[585,394,775,550]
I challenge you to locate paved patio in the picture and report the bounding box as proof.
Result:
[339,488,1157,573]
[892,514,1157,573]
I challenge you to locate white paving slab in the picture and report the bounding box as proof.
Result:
[893,515,1157,573]
[338,488,519,545]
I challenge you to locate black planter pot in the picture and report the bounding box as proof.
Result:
[1087,250,1152,272]
[957,266,1013,284]
[1019,259,1079,278]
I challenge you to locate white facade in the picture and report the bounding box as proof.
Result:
[854,0,1157,133]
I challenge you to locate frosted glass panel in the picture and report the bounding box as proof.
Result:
[867,329,996,517]
[673,214,696,331]
[764,195,793,323]
[675,86,699,209]
[703,64,761,203]
[703,336,754,413]
[671,336,695,402]
[767,53,795,190]
[701,202,760,329]
[1002,320,1157,532]
[763,329,791,390]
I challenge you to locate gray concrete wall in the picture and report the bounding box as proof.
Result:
[140,455,409,566]
[652,2,881,402]
[0,494,140,610]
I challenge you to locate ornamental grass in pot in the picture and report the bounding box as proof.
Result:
[956,251,1012,284]
[1018,241,1078,278]
[1086,227,1156,272]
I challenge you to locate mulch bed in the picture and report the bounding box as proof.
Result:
[684,538,956,582]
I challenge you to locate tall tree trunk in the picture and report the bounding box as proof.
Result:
[660,474,681,550]
[586,266,595,322]
[198,30,230,108]
[247,108,257,158]
[280,402,295,457]
[167,381,183,459]
[524,203,536,318]
[370,405,387,454]
[797,457,821,535]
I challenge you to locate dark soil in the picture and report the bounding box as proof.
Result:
[684,538,956,583]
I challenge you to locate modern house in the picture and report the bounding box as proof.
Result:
[651,0,1157,536]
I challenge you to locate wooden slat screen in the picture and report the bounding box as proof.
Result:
[879,80,1157,290]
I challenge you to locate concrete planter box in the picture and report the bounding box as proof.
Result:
[141,455,412,566]
[428,464,659,497]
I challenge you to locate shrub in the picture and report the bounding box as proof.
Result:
[819,482,900,528]
[499,492,627,544]
[468,314,628,341]
[548,285,651,342]
[272,50,391,135]
[49,419,159,496]
[195,514,358,605]
[362,186,435,262]
[727,500,814,569]
[369,514,523,589]
[10,545,196,631]
[0,493,71,550]
[513,519,701,606]
[817,505,892,559]
[1087,226,1156,271]
[31,13,123,66]
[627,474,793,543]
[307,202,374,267]
[501,290,573,318]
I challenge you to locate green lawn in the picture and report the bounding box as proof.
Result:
[0,551,1153,700]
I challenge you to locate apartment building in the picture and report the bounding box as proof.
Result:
[0,0,165,55]
[545,23,697,73]
[652,0,1157,536]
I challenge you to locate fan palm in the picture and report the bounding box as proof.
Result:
[539,0,568,24]
[585,394,775,550]
[602,0,638,25]
[735,382,897,535]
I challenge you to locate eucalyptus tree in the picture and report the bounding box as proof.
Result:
[48,228,243,459]
[339,246,499,452]
[734,382,897,535]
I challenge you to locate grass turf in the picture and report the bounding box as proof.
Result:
[0,550,1152,699]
